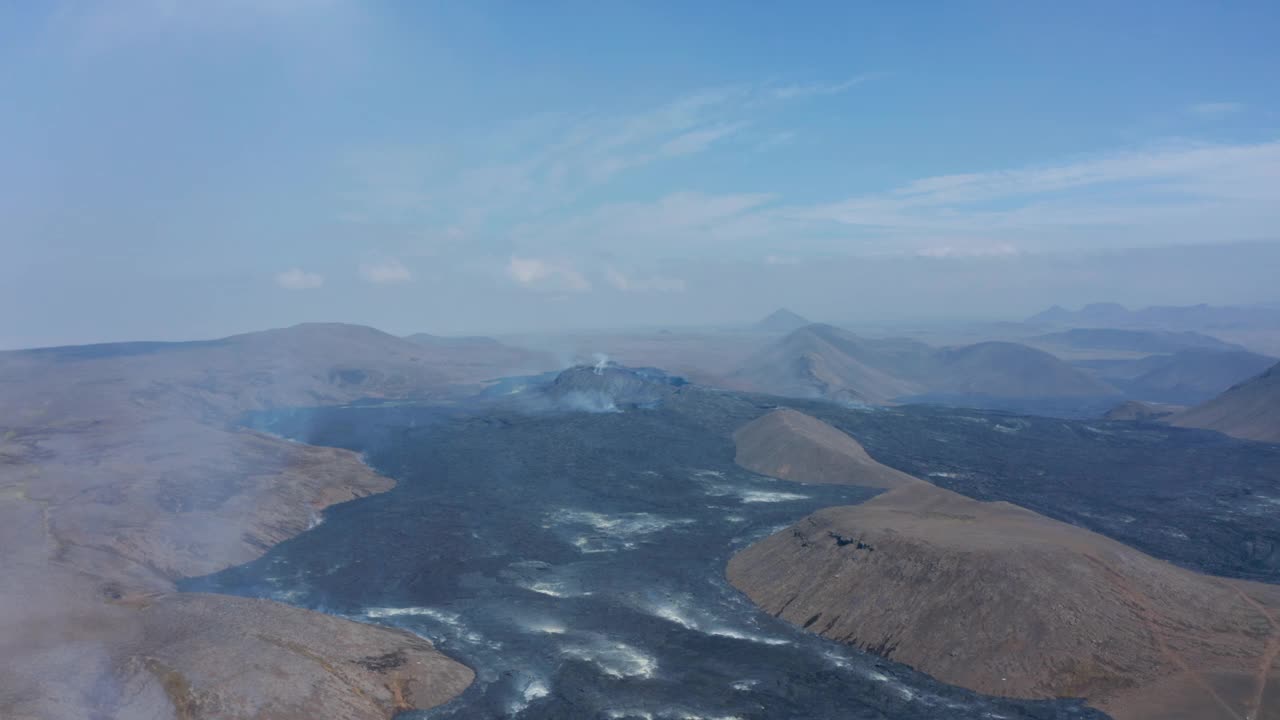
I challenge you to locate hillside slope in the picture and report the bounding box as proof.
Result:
[0,324,477,720]
[727,409,1280,720]
[1173,361,1280,443]
[734,325,1117,407]
[733,324,925,404]
[1033,327,1244,354]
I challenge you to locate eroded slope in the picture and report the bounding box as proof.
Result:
[727,408,1280,720]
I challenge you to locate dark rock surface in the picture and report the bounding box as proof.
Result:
[790,401,1280,582]
[189,383,1106,720]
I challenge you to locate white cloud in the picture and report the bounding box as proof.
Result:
[339,82,856,241]
[1188,102,1244,117]
[793,140,1280,253]
[660,123,743,157]
[770,75,874,100]
[344,81,1279,264]
[359,258,411,285]
[275,268,324,290]
[604,267,685,293]
[505,257,591,292]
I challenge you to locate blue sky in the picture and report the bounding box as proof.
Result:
[3,1,1279,346]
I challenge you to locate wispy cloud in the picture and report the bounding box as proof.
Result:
[359,258,411,285]
[604,267,686,293]
[770,75,875,100]
[1188,101,1244,117]
[790,140,1280,253]
[660,123,744,157]
[342,81,1279,267]
[508,191,780,261]
[339,81,858,255]
[506,257,591,292]
[275,268,324,290]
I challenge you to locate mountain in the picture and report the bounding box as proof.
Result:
[733,408,918,490]
[727,409,1280,720]
[733,324,926,404]
[1078,349,1278,405]
[1033,328,1244,354]
[927,341,1117,397]
[403,332,555,377]
[1028,303,1280,331]
[734,324,1117,410]
[753,307,812,333]
[543,363,687,410]
[1172,361,1280,443]
[1029,302,1129,326]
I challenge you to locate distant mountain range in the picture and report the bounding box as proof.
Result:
[1075,349,1277,405]
[734,323,1119,413]
[1028,302,1280,330]
[1031,327,1245,354]
[404,331,554,376]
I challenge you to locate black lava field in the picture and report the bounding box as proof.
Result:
[185,370,1280,719]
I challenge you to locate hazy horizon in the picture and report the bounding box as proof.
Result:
[4,2,1279,348]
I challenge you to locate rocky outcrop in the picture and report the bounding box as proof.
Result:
[121,594,473,720]
[727,409,1280,720]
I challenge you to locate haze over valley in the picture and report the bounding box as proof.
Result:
[5,3,1280,719]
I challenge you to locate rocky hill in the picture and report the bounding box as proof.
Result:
[733,324,925,404]
[734,324,1117,409]
[732,408,919,490]
[727,408,1280,720]
[0,323,478,720]
[1173,360,1280,443]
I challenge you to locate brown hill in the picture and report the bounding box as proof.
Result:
[727,409,1280,720]
[404,332,555,377]
[732,324,928,404]
[0,324,478,720]
[931,341,1118,397]
[733,408,919,490]
[734,325,1117,405]
[1173,361,1280,443]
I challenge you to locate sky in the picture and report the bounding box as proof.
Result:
[3,1,1280,347]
